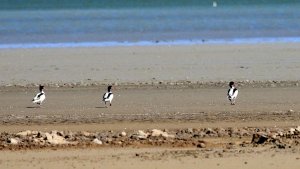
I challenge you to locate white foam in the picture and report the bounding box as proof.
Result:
[1,37,300,49]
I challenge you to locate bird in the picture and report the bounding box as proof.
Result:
[32,85,46,106]
[102,85,114,106]
[227,81,238,105]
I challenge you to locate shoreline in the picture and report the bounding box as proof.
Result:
[1,37,300,49]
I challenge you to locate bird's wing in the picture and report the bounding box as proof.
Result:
[107,93,113,99]
[37,92,44,98]
[227,89,233,97]
[233,89,238,98]
[33,93,39,100]
[103,93,108,99]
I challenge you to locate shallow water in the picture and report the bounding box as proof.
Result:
[0,1,299,48]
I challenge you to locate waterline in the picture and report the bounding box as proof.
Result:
[1,37,300,49]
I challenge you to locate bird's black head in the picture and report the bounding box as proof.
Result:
[229,81,235,88]
[39,85,44,92]
[108,85,112,92]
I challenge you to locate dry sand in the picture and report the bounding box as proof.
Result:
[0,43,300,169]
[0,148,299,169]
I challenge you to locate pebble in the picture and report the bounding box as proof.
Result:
[197,143,206,148]
[289,128,296,135]
[16,130,32,137]
[92,138,103,145]
[45,132,69,145]
[251,133,268,144]
[151,129,174,138]
[186,128,194,134]
[296,126,300,132]
[81,131,91,137]
[121,131,127,137]
[8,138,19,145]
[136,130,148,139]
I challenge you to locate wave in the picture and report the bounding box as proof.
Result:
[1,37,300,49]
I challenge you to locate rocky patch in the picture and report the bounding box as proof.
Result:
[0,126,299,151]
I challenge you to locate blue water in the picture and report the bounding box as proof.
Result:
[1,1,300,48]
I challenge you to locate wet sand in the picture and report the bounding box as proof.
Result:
[0,86,299,129]
[0,43,300,86]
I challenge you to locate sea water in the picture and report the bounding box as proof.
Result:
[0,0,299,48]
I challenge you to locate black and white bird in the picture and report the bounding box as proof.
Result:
[227,81,238,105]
[102,85,114,106]
[32,85,46,106]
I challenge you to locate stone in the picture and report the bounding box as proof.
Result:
[56,131,64,137]
[105,138,113,143]
[8,138,19,145]
[92,138,103,145]
[16,130,32,137]
[45,132,69,145]
[278,131,284,137]
[162,132,175,138]
[121,131,127,137]
[81,131,91,137]
[197,143,206,148]
[37,131,46,138]
[137,130,148,139]
[186,128,194,134]
[151,129,175,138]
[33,138,45,145]
[270,133,278,139]
[251,133,268,144]
[151,129,164,137]
[204,128,215,135]
[295,126,300,132]
[289,128,296,135]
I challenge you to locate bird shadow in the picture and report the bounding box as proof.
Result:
[26,106,40,109]
[95,106,108,109]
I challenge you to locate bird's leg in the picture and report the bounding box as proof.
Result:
[231,99,235,105]
[110,103,112,106]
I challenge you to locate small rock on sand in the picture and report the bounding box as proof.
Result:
[197,143,206,148]
[8,138,19,145]
[81,131,91,137]
[92,138,103,145]
[294,126,300,131]
[251,133,268,144]
[137,130,148,139]
[121,131,127,137]
[151,129,174,138]
[16,130,32,137]
[45,132,69,145]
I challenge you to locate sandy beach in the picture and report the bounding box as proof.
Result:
[0,44,300,168]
